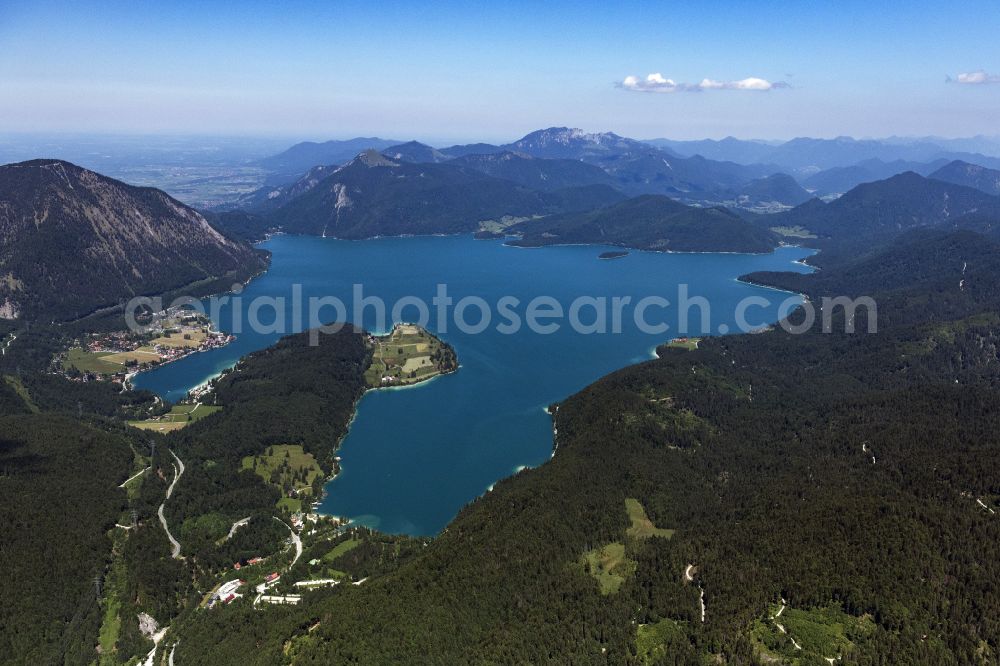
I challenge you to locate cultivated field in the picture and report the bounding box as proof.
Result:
[364,324,457,388]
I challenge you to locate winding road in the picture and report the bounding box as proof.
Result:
[157,450,185,559]
[273,516,303,568]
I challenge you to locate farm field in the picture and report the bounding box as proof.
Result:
[364,324,458,388]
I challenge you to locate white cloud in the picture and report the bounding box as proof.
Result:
[620,73,788,93]
[950,70,1000,85]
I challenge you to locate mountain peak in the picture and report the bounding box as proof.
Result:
[350,149,400,168]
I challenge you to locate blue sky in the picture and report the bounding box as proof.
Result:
[1,0,999,142]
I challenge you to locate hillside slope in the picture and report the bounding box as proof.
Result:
[510,194,779,252]
[930,159,1000,196]
[0,160,266,320]
[262,151,622,238]
[170,228,1000,664]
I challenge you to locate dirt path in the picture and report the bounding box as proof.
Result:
[119,466,151,488]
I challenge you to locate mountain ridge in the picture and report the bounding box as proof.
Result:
[0,159,266,320]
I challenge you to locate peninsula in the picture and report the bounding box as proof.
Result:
[364,323,458,388]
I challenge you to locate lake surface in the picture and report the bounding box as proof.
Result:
[132,235,813,535]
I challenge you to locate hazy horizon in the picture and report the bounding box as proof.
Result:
[3,1,999,142]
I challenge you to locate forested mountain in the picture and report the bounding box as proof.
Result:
[509,127,664,160]
[447,151,619,191]
[438,142,507,158]
[0,160,267,320]
[505,127,776,199]
[257,150,622,238]
[163,325,371,561]
[770,171,998,252]
[165,224,1000,665]
[251,128,782,208]
[381,140,449,163]
[728,172,812,207]
[0,413,148,665]
[8,140,1000,666]
[930,159,1000,196]
[509,194,779,253]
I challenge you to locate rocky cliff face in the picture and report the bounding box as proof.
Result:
[0,159,266,320]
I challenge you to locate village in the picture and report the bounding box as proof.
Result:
[57,308,234,384]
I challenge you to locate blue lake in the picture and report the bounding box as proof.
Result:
[132,235,813,535]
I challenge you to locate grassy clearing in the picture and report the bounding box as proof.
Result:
[102,347,161,365]
[242,444,324,507]
[905,312,1000,356]
[476,215,533,235]
[63,348,123,374]
[581,542,635,595]
[4,375,39,413]
[636,618,687,665]
[770,225,817,239]
[323,537,362,563]
[752,603,876,663]
[96,537,128,665]
[364,324,457,388]
[150,328,208,348]
[625,498,674,540]
[128,403,221,432]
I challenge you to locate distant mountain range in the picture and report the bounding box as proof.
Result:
[219,139,1000,257]
[800,158,950,196]
[255,128,785,205]
[258,137,401,184]
[647,135,1000,174]
[251,130,1000,211]
[258,150,624,238]
[0,160,266,320]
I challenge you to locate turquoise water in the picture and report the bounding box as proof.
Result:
[132,235,813,535]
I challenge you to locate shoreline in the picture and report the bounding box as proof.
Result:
[126,240,815,532]
[314,323,458,520]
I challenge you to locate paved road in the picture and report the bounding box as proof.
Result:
[223,516,252,542]
[273,516,303,568]
[157,450,185,559]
